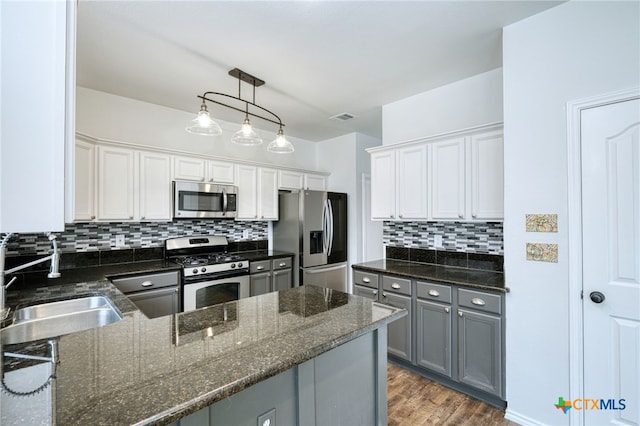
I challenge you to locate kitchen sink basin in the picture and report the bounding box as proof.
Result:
[1,296,123,345]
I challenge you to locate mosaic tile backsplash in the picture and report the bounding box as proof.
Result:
[383,221,503,255]
[4,220,269,256]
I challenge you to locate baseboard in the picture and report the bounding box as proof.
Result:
[504,409,548,426]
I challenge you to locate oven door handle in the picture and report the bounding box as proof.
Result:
[183,270,249,284]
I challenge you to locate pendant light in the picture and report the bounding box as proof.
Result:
[187,68,294,153]
[185,100,223,136]
[267,126,295,154]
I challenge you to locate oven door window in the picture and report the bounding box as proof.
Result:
[179,190,222,212]
[195,282,239,309]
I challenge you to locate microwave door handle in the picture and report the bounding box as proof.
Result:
[222,188,228,215]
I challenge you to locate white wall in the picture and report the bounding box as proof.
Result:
[76,87,317,170]
[316,132,382,291]
[503,2,639,425]
[382,68,503,145]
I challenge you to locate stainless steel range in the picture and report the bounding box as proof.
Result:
[165,235,250,312]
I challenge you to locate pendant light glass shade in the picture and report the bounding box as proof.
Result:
[267,127,295,153]
[186,102,222,136]
[231,117,263,146]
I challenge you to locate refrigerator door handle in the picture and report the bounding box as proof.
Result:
[321,200,329,254]
[327,199,334,256]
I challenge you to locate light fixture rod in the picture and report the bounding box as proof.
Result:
[198,92,284,128]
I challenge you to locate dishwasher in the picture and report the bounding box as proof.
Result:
[111,271,181,318]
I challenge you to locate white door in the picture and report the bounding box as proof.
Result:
[396,144,428,220]
[582,98,640,425]
[431,138,465,220]
[139,152,172,220]
[370,150,396,220]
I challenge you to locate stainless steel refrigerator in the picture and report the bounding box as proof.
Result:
[273,190,348,292]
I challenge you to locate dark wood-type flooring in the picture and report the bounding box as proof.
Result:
[387,363,519,426]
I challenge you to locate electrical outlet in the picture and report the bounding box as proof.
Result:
[257,408,276,426]
[115,235,126,247]
[243,229,250,239]
[434,235,443,248]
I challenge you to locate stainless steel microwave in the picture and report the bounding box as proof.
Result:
[173,181,238,219]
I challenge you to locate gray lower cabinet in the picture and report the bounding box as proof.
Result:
[354,284,378,300]
[250,257,293,297]
[416,299,452,378]
[381,291,412,361]
[111,271,180,318]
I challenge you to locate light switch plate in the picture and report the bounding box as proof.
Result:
[115,235,126,247]
[257,408,276,426]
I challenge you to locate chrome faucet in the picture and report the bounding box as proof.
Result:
[0,233,61,321]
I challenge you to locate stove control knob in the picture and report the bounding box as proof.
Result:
[237,262,243,268]
[201,267,206,273]
[230,263,236,269]
[192,268,198,274]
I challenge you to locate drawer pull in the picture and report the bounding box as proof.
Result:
[445,307,450,313]
[373,290,378,296]
[278,262,286,267]
[428,289,440,297]
[362,277,371,283]
[256,266,264,271]
[458,311,463,317]
[141,281,154,287]
[471,297,486,306]
[391,283,401,290]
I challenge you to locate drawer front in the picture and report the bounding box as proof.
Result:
[382,275,412,296]
[354,284,379,301]
[416,281,452,303]
[272,257,292,270]
[458,288,502,314]
[353,271,379,289]
[250,260,271,274]
[111,271,179,294]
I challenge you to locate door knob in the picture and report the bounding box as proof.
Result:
[589,291,606,304]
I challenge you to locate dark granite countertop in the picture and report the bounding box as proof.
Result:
[1,282,405,425]
[352,259,508,293]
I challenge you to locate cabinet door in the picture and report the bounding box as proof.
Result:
[173,156,206,181]
[354,284,378,300]
[273,269,292,292]
[97,146,135,221]
[370,150,396,220]
[304,173,327,191]
[470,131,504,220]
[457,308,503,397]
[207,160,235,184]
[396,145,428,220]
[250,272,271,296]
[431,138,465,219]
[416,299,453,378]
[278,170,304,190]
[236,165,258,219]
[74,140,95,221]
[258,168,279,220]
[381,291,412,362]
[139,152,172,221]
[127,287,180,319]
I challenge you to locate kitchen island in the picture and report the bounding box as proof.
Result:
[1,283,405,425]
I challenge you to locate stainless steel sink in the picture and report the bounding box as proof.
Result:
[1,296,122,345]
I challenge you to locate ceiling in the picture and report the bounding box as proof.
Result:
[76,1,562,142]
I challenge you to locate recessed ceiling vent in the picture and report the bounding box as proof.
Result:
[329,112,357,121]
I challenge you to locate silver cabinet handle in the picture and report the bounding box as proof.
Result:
[445,307,450,313]
[256,266,264,271]
[382,292,387,298]
[458,311,463,317]
[279,262,286,267]
[129,216,133,219]
[362,277,371,283]
[428,289,440,297]
[373,290,378,296]
[399,214,403,218]
[141,216,145,220]
[391,283,401,290]
[458,213,463,219]
[390,214,394,218]
[141,281,153,287]
[90,215,96,220]
[471,297,486,306]
[472,213,477,218]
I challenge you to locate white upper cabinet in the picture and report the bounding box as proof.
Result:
[278,170,327,191]
[74,140,95,222]
[470,131,504,220]
[371,150,397,220]
[173,156,236,184]
[396,145,428,220]
[1,1,75,232]
[369,125,503,222]
[139,152,172,221]
[236,166,278,221]
[97,146,135,221]
[431,138,466,220]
